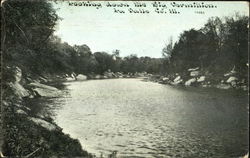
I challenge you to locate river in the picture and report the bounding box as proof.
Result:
[48,78,248,158]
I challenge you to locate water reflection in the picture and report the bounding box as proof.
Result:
[50,79,248,157]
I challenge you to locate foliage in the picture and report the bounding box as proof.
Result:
[163,14,249,78]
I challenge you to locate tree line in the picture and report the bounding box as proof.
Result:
[162,14,248,80]
[2,0,248,82]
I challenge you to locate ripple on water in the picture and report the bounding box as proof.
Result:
[50,79,248,157]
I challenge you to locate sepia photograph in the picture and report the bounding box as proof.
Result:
[0,0,249,158]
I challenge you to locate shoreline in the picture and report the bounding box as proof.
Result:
[1,67,248,158]
[1,68,93,157]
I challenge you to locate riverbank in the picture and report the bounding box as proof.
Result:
[66,67,248,92]
[145,67,248,91]
[1,66,92,158]
[1,66,248,158]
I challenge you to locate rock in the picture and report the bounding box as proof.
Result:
[201,84,211,88]
[174,76,181,82]
[216,84,231,90]
[29,82,61,97]
[76,74,87,81]
[231,81,237,87]
[172,76,183,85]
[115,72,123,77]
[188,67,199,71]
[190,71,200,77]
[185,78,197,86]
[104,72,114,78]
[28,117,57,131]
[66,77,75,81]
[162,77,169,81]
[39,77,48,83]
[71,72,76,78]
[100,75,105,79]
[9,66,30,98]
[226,76,238,83]
[14,67,22,82]
[95,75,101,79]
[16,109,27,115]
[9,82,30,98]
[197,76,205,82]
[29,82,57,91]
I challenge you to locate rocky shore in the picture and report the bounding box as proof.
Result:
[1,66,248,158]
[1,66,92,158]
[146,67,248,91]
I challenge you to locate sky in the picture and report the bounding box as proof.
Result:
[53,1,249,58]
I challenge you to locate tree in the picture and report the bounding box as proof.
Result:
[3,0,59,74]
[162,36,173,59]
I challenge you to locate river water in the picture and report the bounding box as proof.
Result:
[49,79,248,158]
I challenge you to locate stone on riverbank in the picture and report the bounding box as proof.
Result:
[162,77,169,81]
[16,109,27,115]
[95,75,101,79]
[66,77,75,81]
[104,72,116,78]
[9,67,30,98]
[28,82,61,97]
[172,76,183,85]
[76,74,87,81]
[185,78,197,86]
[190,70,200,77]
[226,76,238,83]
[188,67,200,77]
[216,84,231,90]
[197,76,206,82]
[9,82,30,98]
[188,67,199,71]
[28,117,57,131]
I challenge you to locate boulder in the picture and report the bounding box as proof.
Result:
[71,72,76,78]
[216,84,231,90]
[66,77,75,81]
[28,117,57,131]
[185,78,197,86]
[9,82,30,98]
[104,72,114,78]
[197,76,205,82]
[226,76,238,83]
[14,67,22,82]
[39,77,48,83]
[29,82,61,97]
[172,76,183,85]
[95,75,101,79]
[16,109,27,115]
[29,82,57,91]
[190,71,200,77]
[188,67,199,71]
[76,74,87,81]
[201,84,211,88]
[162,77,169,81]
[100,75,105,79]
[174,76,181,82]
